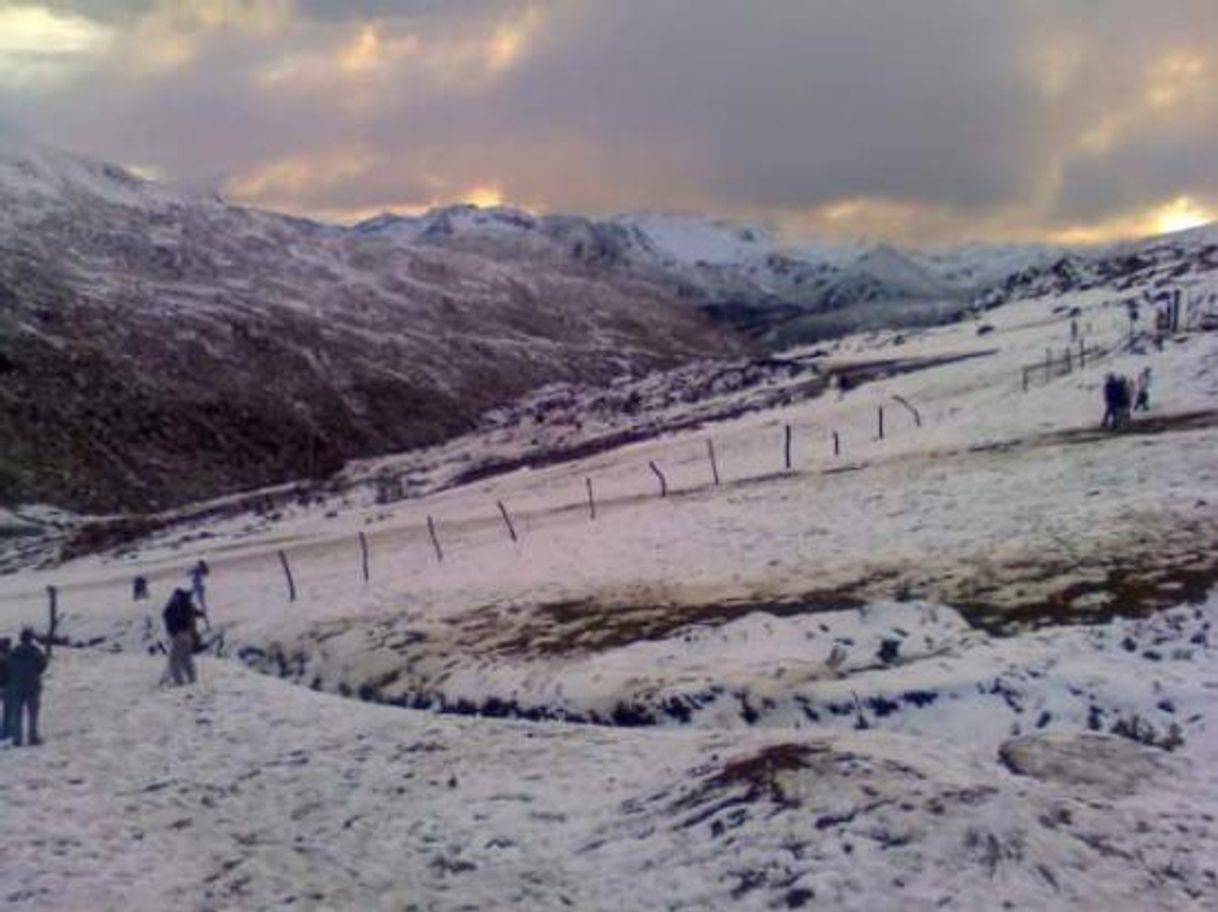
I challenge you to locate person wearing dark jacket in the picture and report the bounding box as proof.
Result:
[163,588,201,686]
[7,628,46,746]
[0,636,12,742]
[1101,373,1122,430]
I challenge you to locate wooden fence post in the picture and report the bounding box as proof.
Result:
[1022,366,1029,392]
[784,424,792,471]
[833,430,840,456]
[707,439,720,486]
[1079,339,1085,368]
[585,477,596,520]
[278,550,296,602]
[426,515,444,563]
[878,406,885,440]
[45,585,58,659]
[496,500,518,542]
[648,461,668,497]
[1064,347,1072,373]
[358,531,370,582]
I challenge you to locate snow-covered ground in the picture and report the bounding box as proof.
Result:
[3,283,1218,908]
[4,608,1217,911]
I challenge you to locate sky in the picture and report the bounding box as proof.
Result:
[0,0,1216,247]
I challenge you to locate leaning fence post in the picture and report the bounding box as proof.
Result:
[426,515,444,563]
[784,424,793,471]
[585,477,596,520]
[892,395,921,427]
[496,500,518,542]
[648,460,668,497]
[278,550,296,602]
[358,531,370,582]
[707,439,720,486]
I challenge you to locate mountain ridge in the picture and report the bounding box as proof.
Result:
[0,137,748,512]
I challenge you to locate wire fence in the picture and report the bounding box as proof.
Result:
[8,304,1200,635]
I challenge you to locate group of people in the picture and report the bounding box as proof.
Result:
[1101,367,1152,430]
[0,628,47,748]
[0,559,212,751]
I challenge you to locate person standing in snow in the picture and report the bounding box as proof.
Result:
[188,559,209,612]
[1134,367,1152,412]
[7,628,46,746]
[0,636,12,742]
[163,588,202,686]
[1101,373,1123,430]
[1119,375,1134,427]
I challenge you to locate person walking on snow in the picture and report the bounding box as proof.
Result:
[163,589,203,686]
[7,628,46,746]
[189,559,209,613]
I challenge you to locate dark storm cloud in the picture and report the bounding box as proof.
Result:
[3,0,1217,241]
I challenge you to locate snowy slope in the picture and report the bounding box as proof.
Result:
[2,275,1218,908]
[3,617,1216,910]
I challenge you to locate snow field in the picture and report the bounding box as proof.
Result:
[2,282,1218,908]
[3,637,1217,910]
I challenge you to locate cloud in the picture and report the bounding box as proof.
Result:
[3,1,1217,244]
[0,5,113,86]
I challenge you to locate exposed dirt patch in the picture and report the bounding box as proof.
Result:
[452,523,1218,658]
[468,581,876,657]
[698,743,826,806]
[956,550,1218,635]
[1038,408,1218,447]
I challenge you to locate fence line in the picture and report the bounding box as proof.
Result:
[47,323,1155,605]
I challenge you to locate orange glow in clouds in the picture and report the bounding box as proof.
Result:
[463,185,505,208]
[1154,196,1213,235]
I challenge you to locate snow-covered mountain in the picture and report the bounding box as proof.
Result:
[361,201,1218,345]
[353,205,959,340]
[355,206,1082,345]
[0,138,748,512]
[980,223,1218,309]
